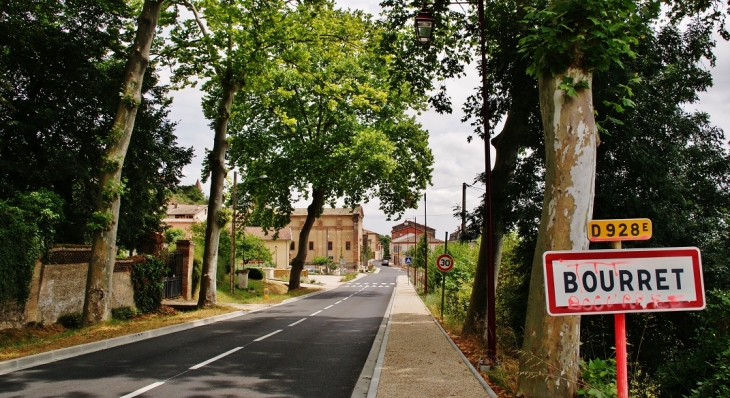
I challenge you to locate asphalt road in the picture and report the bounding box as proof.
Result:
[0,267,402,398]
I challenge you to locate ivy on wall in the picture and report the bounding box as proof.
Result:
[0,190,63,307]
[130,255,166,313]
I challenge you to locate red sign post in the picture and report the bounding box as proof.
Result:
[544,242,704,398]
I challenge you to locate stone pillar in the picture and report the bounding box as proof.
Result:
[176,240,194,300]
[23,258,44,323]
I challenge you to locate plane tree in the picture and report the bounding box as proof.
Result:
[166,0,314,307]
[227,5,434,290]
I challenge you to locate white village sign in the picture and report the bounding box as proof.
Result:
[544,247,704,316]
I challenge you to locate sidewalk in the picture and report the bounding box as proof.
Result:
[370,275,496,398]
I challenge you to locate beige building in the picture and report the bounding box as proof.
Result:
[362,229,384,260]
[287,206,364,268]
[162,203,208,237]
[243,227,292,269]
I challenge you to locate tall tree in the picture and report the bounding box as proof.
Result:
[228,4,434,290]
[168,0,304,307]
[0,1,191,252]
[82,0,165,324]
[515,0,656,394]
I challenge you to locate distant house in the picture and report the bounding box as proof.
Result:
[390,220,443,266]
[363,229,383,261]
[286,206,365,269]
[162,203,208,237]
[243,227,292,269]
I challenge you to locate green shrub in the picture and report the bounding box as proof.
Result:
[56,312,82,329]
[191,258,202,296]
[130,255,166,313]
[577,358,617,398]
[111,306,138,320]
[246,267,264,280]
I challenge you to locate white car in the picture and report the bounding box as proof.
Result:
[381,258,390,266]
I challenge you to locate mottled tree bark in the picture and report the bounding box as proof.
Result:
[517,68,597,397]
[197,81,240,308]
[82,0,163,326]
[288,189,326,291]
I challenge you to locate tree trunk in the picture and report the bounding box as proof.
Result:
[197,81,240,308]
[82,0,163,326]
[462,86,535,338]
[288,189,326,291]
[517,68,597,397]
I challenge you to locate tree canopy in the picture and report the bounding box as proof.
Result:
[228,3,433,288]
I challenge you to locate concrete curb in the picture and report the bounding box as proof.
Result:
[0,310,246,376]
[0,276,359,376]
[353,280,397,398]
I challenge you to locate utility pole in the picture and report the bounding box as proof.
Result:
[424,192,428,294]
[462,182,467,240]
[229,172,237,294]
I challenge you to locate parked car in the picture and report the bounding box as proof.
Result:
[381,258,390,266]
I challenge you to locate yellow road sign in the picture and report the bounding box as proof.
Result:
[588,219,652,242]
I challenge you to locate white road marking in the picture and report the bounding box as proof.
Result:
[254,329,283,342]
[310,310,323,316]
[189,347,242,370]
[324,305,333,309]
[335,301,342,304]
[289,318,307,327]
[120,381,165,398]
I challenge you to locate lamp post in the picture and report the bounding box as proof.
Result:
[230,172,267,294]
[415,2,496,362]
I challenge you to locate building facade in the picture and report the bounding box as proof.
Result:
[243,227,292,269]
[162,203,208,237]
[287,206,364,268]
[362,229,383,261]
[390,220,443,266]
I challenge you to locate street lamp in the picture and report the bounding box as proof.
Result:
[230,172,268,294]
[414,3,496,362]
[415,8,435,42]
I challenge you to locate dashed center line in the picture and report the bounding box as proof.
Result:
[289,318,307,327]
[310,310,323,316]
[335,301,342,304]
[324,305,333,309]
[190,347,243,370]
[120,381,165,398]
[254,329,283,342]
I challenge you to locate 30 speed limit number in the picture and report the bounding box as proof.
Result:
[436,254,454,272]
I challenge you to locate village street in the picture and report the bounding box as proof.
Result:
[0,269,400,398]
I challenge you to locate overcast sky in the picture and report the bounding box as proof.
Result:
[167,1,730,238]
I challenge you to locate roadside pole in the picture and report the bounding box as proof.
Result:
[441,232,448,319]
[611,240,628,398]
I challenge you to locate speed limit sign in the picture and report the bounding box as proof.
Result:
[436,254,454,272]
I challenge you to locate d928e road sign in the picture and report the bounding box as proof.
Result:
[436,254,454,272]
[588,218,652,242]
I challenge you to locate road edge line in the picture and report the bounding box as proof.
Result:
[0,310,246,376]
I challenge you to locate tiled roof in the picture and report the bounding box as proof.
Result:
[166,204,207,216]
[244,227,292,241]
[363,229,381,236]
[291,205,363,217]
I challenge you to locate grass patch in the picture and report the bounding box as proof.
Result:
[339,273,358,282]
[0,306,238,363]
[216,276,321,305]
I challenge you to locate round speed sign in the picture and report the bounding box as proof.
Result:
[436,254,454,272]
